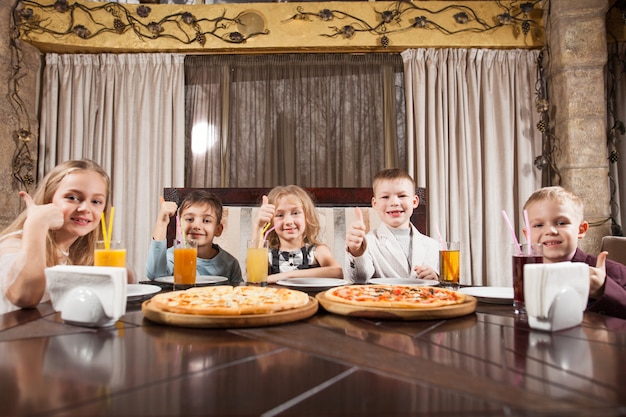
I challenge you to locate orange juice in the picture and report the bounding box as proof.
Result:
[439,248,460,288]
[246,247,268,285]
[94,249,126,267]
[174,247,197,285]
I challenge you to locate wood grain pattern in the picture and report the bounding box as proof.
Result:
[142,296,318,328]
[316,292,477,320]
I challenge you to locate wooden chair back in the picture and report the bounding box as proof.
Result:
[164,187,428,248]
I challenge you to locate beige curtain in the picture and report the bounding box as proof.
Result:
[403,48,542,287]
[38,53,186,280]
[185,54,406,187]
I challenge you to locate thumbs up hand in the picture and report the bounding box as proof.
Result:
[589,251,608,299]
[20,191,64,231]
[255,195,275,229]
[346,207,367,257]
[158,196,178,223]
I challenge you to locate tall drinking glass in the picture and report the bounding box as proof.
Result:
[246,240,269,287]
[512,243,543,314]
[94,240,126,267]
[439,242,460,290]
[174,240,197,288]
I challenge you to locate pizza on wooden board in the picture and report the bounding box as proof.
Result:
[324,285,465,309]
[151,285,310,315]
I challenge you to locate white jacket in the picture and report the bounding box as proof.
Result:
[344,223,440,283]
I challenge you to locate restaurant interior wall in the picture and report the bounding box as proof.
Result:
[3,1,622,281]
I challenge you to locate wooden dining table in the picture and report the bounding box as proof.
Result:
[1,283,625,417]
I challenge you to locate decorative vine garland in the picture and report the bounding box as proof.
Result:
[8,0,543,190]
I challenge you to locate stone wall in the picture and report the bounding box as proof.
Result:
[547,0,611,253]
[0,1,41,230]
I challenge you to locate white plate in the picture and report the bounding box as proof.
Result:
[276,278,351,289]
[127,284,161,301]
[459,287,513,304]
[154,275,229,285]
[369,278,440,287]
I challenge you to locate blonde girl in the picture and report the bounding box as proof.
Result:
[253,185,342,283]
[0,159,111,313]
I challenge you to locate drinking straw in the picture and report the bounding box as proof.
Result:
[101,208,115,250]
[262,226,275,246]
[523,209,531,254]
[434,223,456,280]
[100,212,108,249]
[501,210,522,255]
[107,207,115,249]
[176,215,183,247]
[434,223,445,250]
[259,222,272,248]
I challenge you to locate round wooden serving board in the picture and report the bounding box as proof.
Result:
[142,296,318,328]
[316,292,477,320]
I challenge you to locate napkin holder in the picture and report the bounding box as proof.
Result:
[524,263,589,332]
[45,265,127,327]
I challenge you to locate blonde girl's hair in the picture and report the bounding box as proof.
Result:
[523,186,585,222]
[1,159,111,267]
[265,185,322,249]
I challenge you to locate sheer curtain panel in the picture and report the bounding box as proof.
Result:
[403,48,542,287]
[39,53,186,279]
[185,54,406,187]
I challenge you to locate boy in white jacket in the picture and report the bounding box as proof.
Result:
[344,168,439,283]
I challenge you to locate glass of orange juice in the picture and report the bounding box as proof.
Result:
[174,240,197,287]
[439,241,460,290]
[94,240,126,267]
[246,240,269,287]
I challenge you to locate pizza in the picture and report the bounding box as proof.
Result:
[151,285,310,316]
[324,285,465,309]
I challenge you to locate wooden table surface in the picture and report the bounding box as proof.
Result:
[1,284,625,417]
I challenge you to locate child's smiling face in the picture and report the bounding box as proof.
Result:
[181,203,223,249]
[372,178,418,229]
[525,199,588,263]
[273,195,306,248]
[51,170,108,240]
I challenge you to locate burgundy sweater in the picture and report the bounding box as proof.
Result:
[572,248,626,320]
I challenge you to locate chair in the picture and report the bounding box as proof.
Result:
[600,236,626,266]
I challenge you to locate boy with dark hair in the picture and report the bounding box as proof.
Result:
[146,190,242,285]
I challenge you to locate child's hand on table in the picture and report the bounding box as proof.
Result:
[414,264,438,281]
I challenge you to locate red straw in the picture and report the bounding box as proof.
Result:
[501,210,522,255]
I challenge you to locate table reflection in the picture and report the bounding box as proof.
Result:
[1,300,625,416]
[43,331,126,386]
